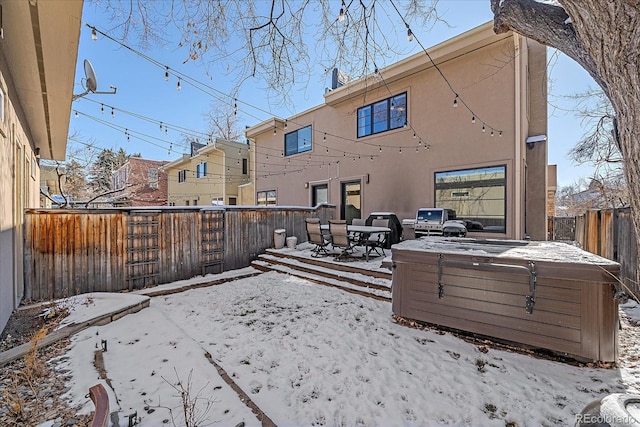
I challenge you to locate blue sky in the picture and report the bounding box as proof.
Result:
[70,1,598,188]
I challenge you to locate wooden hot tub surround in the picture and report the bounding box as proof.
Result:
[391,238,621,363]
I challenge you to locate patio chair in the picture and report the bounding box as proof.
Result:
[365,218,390,260]
[329,220,356,260]
[305,218,331,257]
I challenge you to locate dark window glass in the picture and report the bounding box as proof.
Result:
[284,125,312,156]
[357,92,407,137]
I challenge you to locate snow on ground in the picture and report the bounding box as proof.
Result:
[53,269,640,427]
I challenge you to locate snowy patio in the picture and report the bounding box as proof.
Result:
[42,246,640,426]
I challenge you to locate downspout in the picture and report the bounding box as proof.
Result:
[513,34,523,238]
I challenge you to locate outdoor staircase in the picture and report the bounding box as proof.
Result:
[251,249,393,301]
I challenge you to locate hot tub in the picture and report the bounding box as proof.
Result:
[391,237,620,362]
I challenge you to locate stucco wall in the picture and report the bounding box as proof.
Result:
[0,51,40,332]
[249,25,546,240]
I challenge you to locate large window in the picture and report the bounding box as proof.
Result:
[285,125,312,156]
[178,170,187,183]
[257,190,276,206]
[435,165,506,233]
[357,92,406,137]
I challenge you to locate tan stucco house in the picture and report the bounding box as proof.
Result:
[0,0,82,332]
[163,139,251,206]
[246,22,553,241]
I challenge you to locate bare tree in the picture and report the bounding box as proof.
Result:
[490,0,640,240]
[204,101,243,141]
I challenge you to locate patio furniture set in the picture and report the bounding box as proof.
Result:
[305,218,392,261]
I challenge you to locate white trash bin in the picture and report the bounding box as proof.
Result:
[274,229,286,249]
[286,236,298,249]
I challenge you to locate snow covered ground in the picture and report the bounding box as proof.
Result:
[49,266,640,427]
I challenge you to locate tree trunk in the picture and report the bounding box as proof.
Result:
[491,0,640,244]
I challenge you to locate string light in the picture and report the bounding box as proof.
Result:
[491,130,494,136]
[407,27,413,42]
[74,111,79,118]
[234,99,238,116]
[338,1,345,21]
[482,123,486,132]
[101,104,104,114]
[111,107,115,118]
[472,116,475,124]
[91,27,97,41]
[453,95,458,108]
[273,126,276,135]
[499,131,503,137]
[177,78,182,91]
[323,133,326,141]
[284,119,288,129]
[165,67,169,81]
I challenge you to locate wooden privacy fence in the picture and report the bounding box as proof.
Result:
[549,208,638,299]
[23,204,335,301]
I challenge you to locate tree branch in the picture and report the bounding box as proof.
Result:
[490,0,609,97]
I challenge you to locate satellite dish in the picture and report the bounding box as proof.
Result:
[72,59,117,101]
[84,59,98,93]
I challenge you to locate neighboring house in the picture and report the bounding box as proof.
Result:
[246,21,554,241]
[163,139,250,206]
[39,164,66,208]
[0,0,82,332]
[111,157,169,207]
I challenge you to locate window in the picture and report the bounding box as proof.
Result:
[148,168,158,189]
[178,170,187,183]
[196,162,207,178]
[228,197,237,205]
[193,199,198,206]
[357,92,406,137]
[257,190,276,206]
[185,200,190,206]
[284,125,312,156]
[435,165,506,233]
[242,158,248,175]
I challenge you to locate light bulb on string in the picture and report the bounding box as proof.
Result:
[482,123,486,132]
[379,146,382,152]
[499,131,503,137]
[453,95,458,108]
[111,107,115,118]
[273,126,276,135]
[164,67,169,81]
[472,116,475,124]
[399,147,402,154]
[234,99,238,116]
[338,1,345,22]
[74,111,79,118]
[491,130,494,137]
[323,133,326,141]
[407,28,413,42]
[91,27,98,41]
[159,122,163,131]
[413,132,416,138]
[284,119,288,129]
[177,78,182,91]
[101,104,104,114]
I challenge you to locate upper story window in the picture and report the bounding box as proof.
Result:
[196,162,207,178]
[178,170,187,183]
[357,92,407,138]
[285,125,312,156]
[148,168,158,189]
[242,158,248,175]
